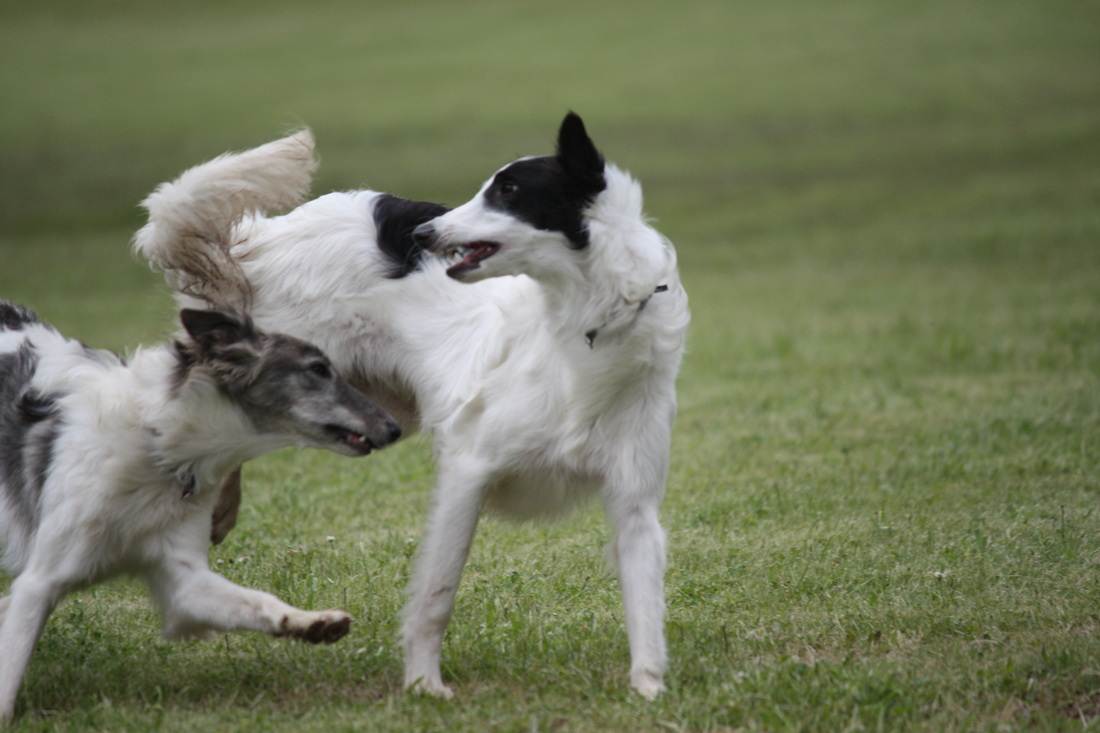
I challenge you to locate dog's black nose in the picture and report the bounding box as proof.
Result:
[385,420,402,444]
[412,222,436,248]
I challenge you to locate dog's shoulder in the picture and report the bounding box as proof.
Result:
[372,194,449,279]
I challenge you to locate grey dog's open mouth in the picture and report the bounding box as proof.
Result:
[324,425,374,454]
[442,242,500,277]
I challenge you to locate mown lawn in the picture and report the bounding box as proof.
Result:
[1,1,1099,730]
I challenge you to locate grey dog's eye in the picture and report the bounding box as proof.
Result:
[499,180,518,196]
[308,362,332,379]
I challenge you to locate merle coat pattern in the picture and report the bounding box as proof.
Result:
[0,304,401,722]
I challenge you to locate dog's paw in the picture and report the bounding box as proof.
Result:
[631,669,665,701]
[276,609,352,644]
[405,675,455,700]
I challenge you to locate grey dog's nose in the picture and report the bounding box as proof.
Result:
[412,222,436,248]
[385,420,402,445]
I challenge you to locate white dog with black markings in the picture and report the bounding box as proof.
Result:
[0,302,402,723]
[136,113,689,699]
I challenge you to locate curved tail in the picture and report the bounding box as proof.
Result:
[132,129,318,310]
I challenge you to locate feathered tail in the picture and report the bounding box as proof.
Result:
[132,129,318,310]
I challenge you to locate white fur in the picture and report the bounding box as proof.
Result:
[139,133,690,700]
[133,130,317,310]
[0,322,350,723]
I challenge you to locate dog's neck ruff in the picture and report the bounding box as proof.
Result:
[584,284,669,348]
[138,348,277,501]
[548,164,678,350]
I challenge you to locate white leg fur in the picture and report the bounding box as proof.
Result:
[146,559,350,644]
[606,498,668,699]
[402,458,489,698]
[0,575,64,723]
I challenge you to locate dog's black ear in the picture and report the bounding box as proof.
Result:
[556,111,604,182]
[180,309,254,352]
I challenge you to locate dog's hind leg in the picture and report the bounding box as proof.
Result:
[146,558,350,644]
[604,475,669,700]
[402,457,489,699]
[0,574,64,723]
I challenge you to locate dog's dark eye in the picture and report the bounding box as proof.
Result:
[308,362,332,379]
[498,180,518,196]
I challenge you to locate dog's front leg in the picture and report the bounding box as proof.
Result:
[0,575,64,723]
[605,490,669,700]
[0,595,9,626]
[402,457,489,699]
[210,467,242,545]
[146,560,351,644]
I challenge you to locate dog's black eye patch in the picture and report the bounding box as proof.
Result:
[484,156,605,249]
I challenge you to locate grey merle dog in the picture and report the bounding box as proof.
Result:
[0,301,401,723]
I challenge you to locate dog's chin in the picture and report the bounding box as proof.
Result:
[440,242,501,281]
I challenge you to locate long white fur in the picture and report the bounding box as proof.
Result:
[138,132,690,700]
[133,130,317,310]
[0,321,349,723]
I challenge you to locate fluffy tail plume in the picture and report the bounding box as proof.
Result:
[133,129,317,310]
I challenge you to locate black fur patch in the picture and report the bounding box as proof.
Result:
[483,112,606,249]
[373,194,450,278]
[171,340,196,394]
[0,300,40,331]
[0,343,61,529]
[25,412,61,505]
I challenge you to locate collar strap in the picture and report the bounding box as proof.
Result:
[585,283,669,348]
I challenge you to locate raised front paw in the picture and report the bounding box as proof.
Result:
[276,609,352,644]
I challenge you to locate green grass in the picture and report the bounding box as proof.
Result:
[2,0,1099,729]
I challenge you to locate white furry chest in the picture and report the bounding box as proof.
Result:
[37,456,215,577]
[435,347,654,521]
[442,349,630,463]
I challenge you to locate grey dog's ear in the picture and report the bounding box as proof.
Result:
[180,309,255,353]
[556,111,604,182]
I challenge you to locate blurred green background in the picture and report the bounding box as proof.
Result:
[1,1,1099,730]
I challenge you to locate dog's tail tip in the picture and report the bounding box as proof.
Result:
[286,126,315,152]
[271,127,318,166]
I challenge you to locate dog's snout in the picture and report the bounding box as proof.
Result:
[384,420,402,445]
[412,222,436,248]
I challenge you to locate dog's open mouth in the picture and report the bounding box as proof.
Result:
[324,425,374,455]
[442,242,501,277]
